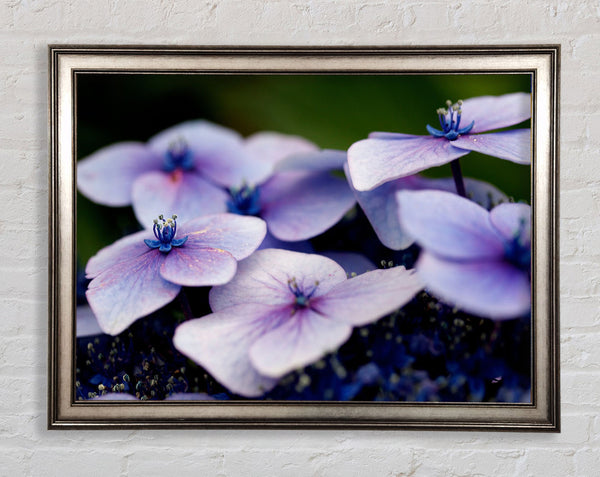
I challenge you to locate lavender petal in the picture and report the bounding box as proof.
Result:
[147,120,259,187]
[452,129,531,165]
[178,214,267,260]
[459,93,531,134]
[131,170,228,227]
[416,252,531,320]
[347,136,470,191]
[397,190,506,260]
[160,246,238,287]
[209,249,346,312]
[490,202,531,246]
[86,252,181,335]
[260,170,355,241]
[173,304,285,397]
[249,307,353,378]
[76,305,104,338]
[85,230,153,279]
[311,266,423,326]
[77,142,163,206]
[275,149,347,173]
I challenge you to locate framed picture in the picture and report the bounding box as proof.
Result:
[48,46,560,430]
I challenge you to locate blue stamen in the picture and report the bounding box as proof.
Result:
[427,99,474,141]
[287,278,319,310]
[144,214,188,253]
[227,184,261,216]
[163,139,194,172]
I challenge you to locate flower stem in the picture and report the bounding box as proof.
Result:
[178,289,193,321]
[450,159,467,198]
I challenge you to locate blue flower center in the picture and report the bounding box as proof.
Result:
[426,99,475,141]
[227,184,261,216]
[163,139,194,172]
[288,277,319,311]
[503,222,530,271]
[144,214,188,253]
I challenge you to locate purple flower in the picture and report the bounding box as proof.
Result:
[397,190,531,320]
[76,305,104,338]
[345,162,508,250]
[85,214,266,335]
[347,93,531,191]
[225,133,356,242]
[173,249,422,397]
[78,120,270,225]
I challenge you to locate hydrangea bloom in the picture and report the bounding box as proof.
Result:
[347,93,531,191]
[173,249,422,397]
[225,133,356,242]
[345,162,508,250]
[86,214,266,335]
[78,120,270,225]
[76,305,104,338]
[397,190,531,320]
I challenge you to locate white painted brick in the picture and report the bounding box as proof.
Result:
[562,373,600,407]
[0,449,33,476]
[562,332,600,370]
[561,261,600,298]
[0,0,598,475]
[30,449,123,477]
[356,3,403,34]
[575,448,600,477]
[519,449,577,476]
[562,297,600,328]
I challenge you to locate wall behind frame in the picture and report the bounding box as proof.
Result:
[1,1,598,475]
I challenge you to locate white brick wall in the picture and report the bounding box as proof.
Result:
[1,1,598,475]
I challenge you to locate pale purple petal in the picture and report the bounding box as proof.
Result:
[209,249,346,312]
[347,136,470,191]
[260,170,355,241]
[85,229,152,279]
[452,129,531,165]
[173,304,285,397]
[160,246,237,287]
[368,132,419,140]
[76,305,104,338]
[321,251,376,276]
[258,231,314,253]
[86,252,181,335]
[93,393,138,401]
[249,307,353,378]
[490,202,531,246]
[416,252,531,320]
[311,266,423,326]
[459,93,531,134]
[165,393,215,401]
[348,162,509,251]
[413,176,509,210]
[77,142,163,206]
[345,165,416,250]
[131,170,228,227]
[397,190,506,260]
[179,214,267,260]
[275,149,347,173]
[245,131,318,167]
[147,120,257,187]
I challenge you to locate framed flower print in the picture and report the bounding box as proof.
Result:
[48,46,560,430]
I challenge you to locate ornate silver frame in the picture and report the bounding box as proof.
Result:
[48,46,560,430]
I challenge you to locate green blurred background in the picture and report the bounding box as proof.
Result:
[77,73,531,265]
